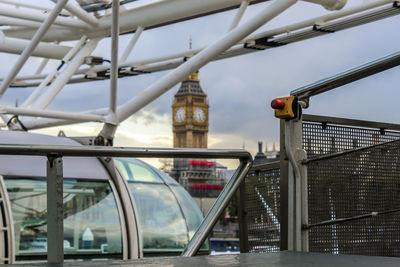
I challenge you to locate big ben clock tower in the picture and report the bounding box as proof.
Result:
[172,71,209,148]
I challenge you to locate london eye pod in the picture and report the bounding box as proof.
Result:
[0,130,206,263]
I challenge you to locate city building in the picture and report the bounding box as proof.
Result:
[170,72,227,202]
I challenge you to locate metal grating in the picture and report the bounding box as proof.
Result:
[245,164,280,253]
[303,122,400,159]
[303,119,400,256]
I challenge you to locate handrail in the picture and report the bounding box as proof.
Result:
[303,114,400,132]
[0,143,252,262]
[0,143,251,159]
[250,161,280,172]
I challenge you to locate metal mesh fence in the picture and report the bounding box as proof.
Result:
[245,164,280,253]
[303,120,400,256]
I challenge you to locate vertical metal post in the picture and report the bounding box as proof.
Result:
[280,119,289,251]
[110,0,120,117]
[47,156,63,264]
[238,180,249,253]
[284,117,307,252]
[299,149,309,252]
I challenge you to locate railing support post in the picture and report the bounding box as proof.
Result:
[238,180,249,253]
[283,116,309,252]
[47,155,64,264]
[280,119,289,251]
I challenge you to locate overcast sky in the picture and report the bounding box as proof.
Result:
[1,0,400,165]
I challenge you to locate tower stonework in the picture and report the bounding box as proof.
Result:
[172,72,209,148]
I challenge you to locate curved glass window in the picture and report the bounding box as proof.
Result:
[115,158,163,183]
[116,158,209,253]
[169,185,203,239]
[4,178,122,260]
[128,183,188,251]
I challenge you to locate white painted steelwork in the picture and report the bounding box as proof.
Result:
[5,0,395,83]
[30,39,99,110]
[0,36,71,59]
[0,106,105,122]
[0,0,69,98]
[0,0,395,133]
[114,0,298,124]
[22,36,87,108]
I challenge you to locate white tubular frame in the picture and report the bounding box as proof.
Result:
[2,0,269,41]
[0,0,69,98]
[0,106,105,122]
[115,0,298,124]
[21,36,87,108]
[120,26,144,63]
[109,0,120,120]
[1,0,397,131]
[229,0,250,31]
[30,39,99,110]
[0,36,71,59]
[51,0,99,27]
[0,4,87,29]
[8,0,394,84]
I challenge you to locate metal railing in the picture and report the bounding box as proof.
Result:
[302,114,400,256]
[239,161,281,253]
[0,144,252,263]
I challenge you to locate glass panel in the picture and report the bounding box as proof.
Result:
[128,183,188,251]
[5,178,123,258]
[169,185,210,251]
[169,185,203,239]
[115,158,163,183]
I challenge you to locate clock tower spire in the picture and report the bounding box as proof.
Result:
[172,71,209,148]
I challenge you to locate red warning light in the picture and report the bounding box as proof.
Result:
[271,99,285,110]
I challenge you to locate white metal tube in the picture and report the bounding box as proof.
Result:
[110,0,119,118]
[68,0,395,79]
[0,36,71,59]
[31,39,99,110]
[0,0,69,99]
[302,0,346,10]
[22,69,59,108]
[61,36,88,63]
[0,0,54,12]
[3,0,267,41]
[228,0,250,31]
[116,0,297,123]
[18,108,109,130]
[0,4,87,29]
[51,0,99,27]
[35,58,50,75]
[21,119,85,130]
[0,15,43,28]
[250,0,392,40]
[6,0,392,82]
[120,26,143,63]
[0,106,106,122]
[22,36,87,108]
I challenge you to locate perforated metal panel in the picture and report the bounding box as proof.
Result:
[245,164,280,253]
[303,118,400,256]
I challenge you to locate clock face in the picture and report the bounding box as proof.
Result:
[175,107,185,123]
[194,108,205,123]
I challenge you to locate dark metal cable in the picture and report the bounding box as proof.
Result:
[6,115,28,131]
